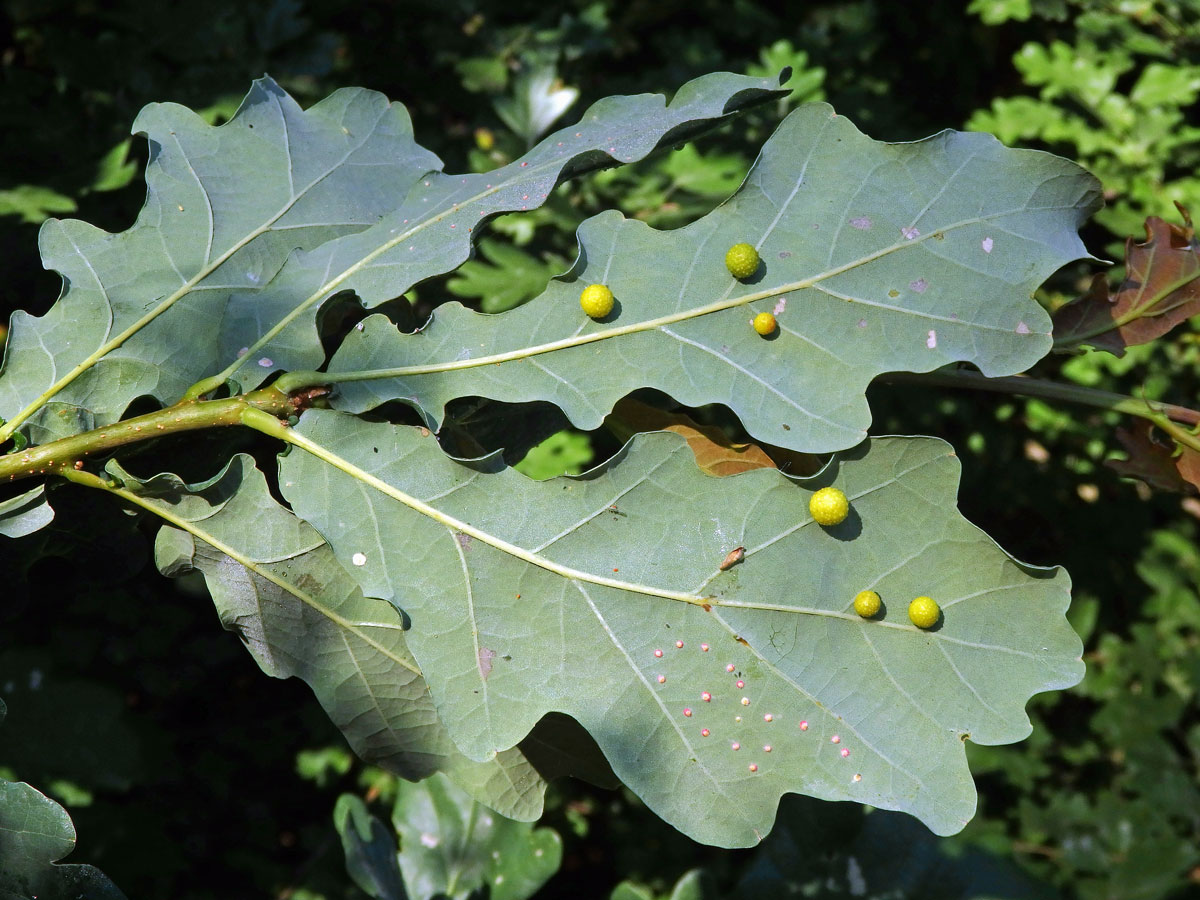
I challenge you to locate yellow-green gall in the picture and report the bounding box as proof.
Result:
[809,486,849,526]
[725,243,760,279]
[853,590,881,618]
[752,312,777,336]
[579,283,615,318]
[908,596,940,629]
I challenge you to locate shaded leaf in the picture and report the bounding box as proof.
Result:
[447,238,566,314]
[1054,208,1200,355]
[1107,421,1200,494]
[334,794,407,900]
[135,454,547,820]
[732,797,1058,899]
[0,76,439,441]
[605,397,819,477]
[280,410,1083,846]
[328,104,1100,453]
[391,772,562,900]
[0,485,53,538]
[0,700,127,900]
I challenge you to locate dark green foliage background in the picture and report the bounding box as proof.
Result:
[1,1,1197,897]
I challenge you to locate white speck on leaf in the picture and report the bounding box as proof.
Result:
[926,330,937,349]
[420,833,439,848]
[902,226,920,240]
[982,237,994,253]
[773,298,787,315]
[1016,321,1031,334]
[850,216,871,230]
[257,358,273,368]
[909,278,928,294]
[352,552,367,566]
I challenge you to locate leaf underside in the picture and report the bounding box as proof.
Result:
[328,103,1101,453]
[0,71,787,443]
[280,411,1083,846]
[141,455,547,820]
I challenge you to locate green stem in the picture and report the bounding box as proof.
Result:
[0,387,292,485]
[885,369,1200,455]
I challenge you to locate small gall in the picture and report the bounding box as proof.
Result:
[683,708,693,717]
[726,664,735,673]
[701,643,710,652]
[764,745,772,752]
[676,640,684,649]
[741,697,750,706]
[736,680,745,688]
[701,728,710,737]
[853,773,862,782]
[748,763,758,772]
[831,735,841,744]
[731,742,740,751]
[654,649,663,658]
[763,714,773,723]
[701,691,712,702]
[799,721,809,731]
[840,748,850,758]
[657,675,666,684]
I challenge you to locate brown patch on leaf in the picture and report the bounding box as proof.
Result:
[1054,205,1200,355]
[606,398,819,476]
[1107,421,1200,494]
[478,647,497,680]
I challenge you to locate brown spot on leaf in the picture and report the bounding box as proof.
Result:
[478,647,497,680]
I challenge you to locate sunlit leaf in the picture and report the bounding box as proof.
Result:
[279,411,1083,846]
[327,104,1100,453]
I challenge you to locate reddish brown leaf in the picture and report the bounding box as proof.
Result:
[1107,421,1200,494]
[1054,205,1200,356]
[604,397,820,477]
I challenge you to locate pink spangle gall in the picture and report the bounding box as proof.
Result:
[657,675,666,684]
[840,748,850,758]
[831,735,841,744]
[748,763,758,772]
[701,728,710,737]
[701,691,712,702]
[853,773,862,783]
[763,714,773,723]
[741,697,750,706]
[731,742,740,751]
[726,664,735,672]
[683,708,692,717]
[799,721,809,731]
[701,643,710,652]
[763,745,772,752]
[736,680,744,688]
[675,640,684,649]
[654,649,663,658]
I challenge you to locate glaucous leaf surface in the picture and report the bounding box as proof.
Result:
[0,71,785,442]
[138,455,546,820]
[280,411,1084,846]
[0,77,439,440]
[328,104,1101,453]
[219,70,786,390]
